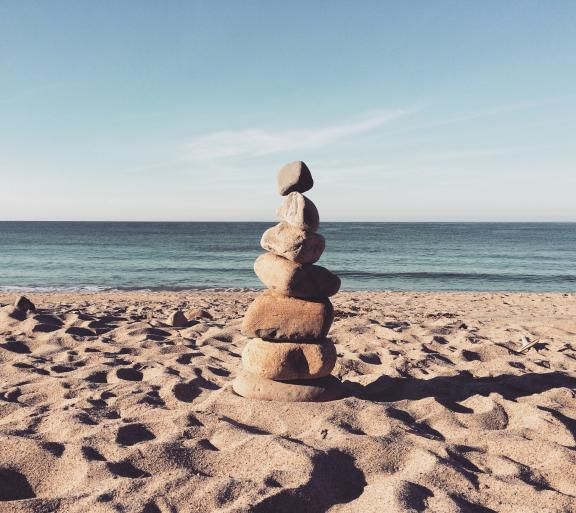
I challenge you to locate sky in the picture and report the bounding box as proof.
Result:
[1,1,575,221]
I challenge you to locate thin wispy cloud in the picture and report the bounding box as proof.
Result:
[183,108,415,161]
[371,97,575,140]
[429,98,573,126]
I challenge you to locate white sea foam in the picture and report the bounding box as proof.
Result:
[0,285,112,293]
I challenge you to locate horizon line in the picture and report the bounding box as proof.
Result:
[1,219,576,224]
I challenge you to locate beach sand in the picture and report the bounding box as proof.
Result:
[1,290,575,512]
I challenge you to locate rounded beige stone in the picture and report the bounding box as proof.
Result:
[254,253,340,299]
[242,290,333,341]
[277,192,320,232]
[241,338,337,380]
[232,371,344,402]
[167,310,188,327]
[261,222,325,264]
[277,161,313,196]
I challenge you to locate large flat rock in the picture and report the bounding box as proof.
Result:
[254,253,341,299]
[232,371,345,402]
[241,338,337,380]
[261,222,325,264]
[242,291,333,341]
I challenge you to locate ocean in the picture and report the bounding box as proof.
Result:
[0,222,574,292]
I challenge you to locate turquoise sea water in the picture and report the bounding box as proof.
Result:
[0,222,574,292]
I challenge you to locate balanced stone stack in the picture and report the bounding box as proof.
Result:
[233,161,343,402]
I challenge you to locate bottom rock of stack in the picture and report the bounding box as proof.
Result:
[233,371,345,402]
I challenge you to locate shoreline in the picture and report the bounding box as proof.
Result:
[1,288,574,296]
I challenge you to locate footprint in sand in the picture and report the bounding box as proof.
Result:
[456,395,509,430]
[116,423,156,446]
[0,468,36,501]
[110,367,143,382]
[107,460,151,478]
[81,445,106,462]
[0,340,31,354]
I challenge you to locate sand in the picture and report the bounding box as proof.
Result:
[0,290,575,513]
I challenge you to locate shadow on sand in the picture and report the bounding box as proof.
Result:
[345,371,576,414]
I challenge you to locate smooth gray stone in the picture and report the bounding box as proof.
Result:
[277,192,320,233]
[261,222,325,264]
[277,161,313,196]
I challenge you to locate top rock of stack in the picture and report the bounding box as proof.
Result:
[277,161,313,196]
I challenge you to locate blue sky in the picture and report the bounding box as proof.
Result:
[1,1,575,221]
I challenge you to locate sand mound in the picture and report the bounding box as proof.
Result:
[0,290,575,512]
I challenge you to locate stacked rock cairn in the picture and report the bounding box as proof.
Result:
[233,161,344,402]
